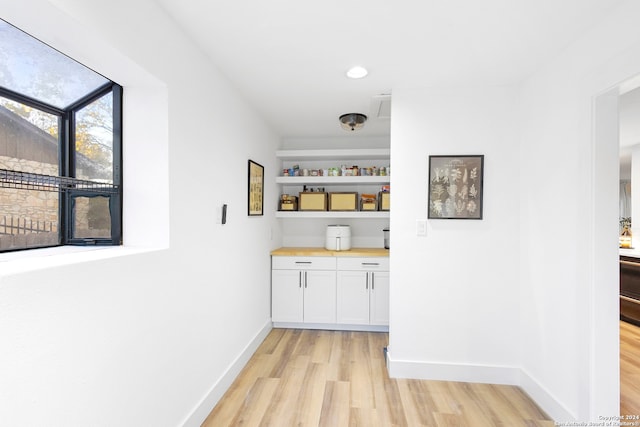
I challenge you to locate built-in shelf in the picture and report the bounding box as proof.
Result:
[275,211,389,219]
[275,148,390,220]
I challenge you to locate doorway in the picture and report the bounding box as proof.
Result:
[618,79,640,415]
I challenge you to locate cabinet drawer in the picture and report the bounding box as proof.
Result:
[337,257,389,271]
[272,256,337,270]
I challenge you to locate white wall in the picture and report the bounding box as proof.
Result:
[389,0,640,422]
[518,0,640,420]
[388,87,521,382]
[0,0,280,426]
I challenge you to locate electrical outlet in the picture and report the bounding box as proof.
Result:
[417,219,427,236]
[215,206,222,224]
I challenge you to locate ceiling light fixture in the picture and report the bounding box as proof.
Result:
[346,66,368,79]
[339,113,368,131]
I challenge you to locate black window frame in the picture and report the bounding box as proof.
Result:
[0,82,123,250]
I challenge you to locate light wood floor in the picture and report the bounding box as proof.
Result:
[202,329,553,427]
[621,320,640,416]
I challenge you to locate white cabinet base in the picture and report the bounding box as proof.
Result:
[272,322,388,332]
[271,254,389,332]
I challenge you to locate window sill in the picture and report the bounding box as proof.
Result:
[0,245,165,277]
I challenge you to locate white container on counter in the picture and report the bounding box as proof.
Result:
[325,225,351,251]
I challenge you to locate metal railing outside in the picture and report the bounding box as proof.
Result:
[0,168,119,194]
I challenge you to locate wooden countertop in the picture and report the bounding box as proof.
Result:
[271,247,389,257]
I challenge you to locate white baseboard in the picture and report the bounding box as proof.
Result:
[386,350,575,423]
[386,349,520,385]
[181,320,272,427]
[518,368,576,422]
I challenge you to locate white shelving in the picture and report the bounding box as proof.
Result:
[276,148,390,219]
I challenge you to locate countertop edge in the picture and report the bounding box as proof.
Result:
[621,249,640,259]
[271,247,389,257]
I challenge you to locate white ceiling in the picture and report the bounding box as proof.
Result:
[154,0,625,139]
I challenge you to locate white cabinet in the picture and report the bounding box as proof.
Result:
[272,254,389,331]
[302,270,337,323]
[271,269,304,322]
[271,257,337,324]
[336,257,390,326]
[276,149,390,219]
[369,271,390,325]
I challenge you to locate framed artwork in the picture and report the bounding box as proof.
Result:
[248,159,264,216]
[428,155,484,219]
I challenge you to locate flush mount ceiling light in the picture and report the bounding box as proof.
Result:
[339,113,368,131]
[346,66,368,79]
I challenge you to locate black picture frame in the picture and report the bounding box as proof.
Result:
[248,160,264,216]
[428,155,484,219]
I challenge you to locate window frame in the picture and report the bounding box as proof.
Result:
[0,82,123,250]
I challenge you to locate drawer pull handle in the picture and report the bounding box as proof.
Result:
[295,261,312,264]
[621,261,640,267]
[362,262,379,266]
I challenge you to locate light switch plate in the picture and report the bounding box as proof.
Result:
[417,219,427,236]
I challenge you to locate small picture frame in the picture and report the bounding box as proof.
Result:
[248,160,264,216]
[428,155,484,219]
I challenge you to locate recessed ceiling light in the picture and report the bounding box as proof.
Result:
[346,66,368,79]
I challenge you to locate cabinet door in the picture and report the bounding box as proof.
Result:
[272,269,304,322]
[370,271,390,325]
[303,270,337,323]
[336,270,370,325]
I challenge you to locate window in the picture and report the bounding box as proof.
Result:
[0,19,122,252]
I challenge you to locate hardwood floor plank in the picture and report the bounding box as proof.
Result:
[310,330,334,364]
[227,377,280,426]
[349,334,375,409]
[201,353,276,426]
[349,407,384,427]
[268,329,302,378]
[379,377,409,426]
[433,412,465,427]
[336,332,353,382]
[494,386,551,422]
[260,354,311,426]
[447,382,497,426]
[294,362,328,426]
[423,380,462,415]
[396,379,438,426]
[257,327,287,355]
[318,380,351,427]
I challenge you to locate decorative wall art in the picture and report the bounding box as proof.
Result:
[248,159,264,216]
[428,155,484,219]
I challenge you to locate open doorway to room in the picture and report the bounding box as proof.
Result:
[617,77,640,416]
